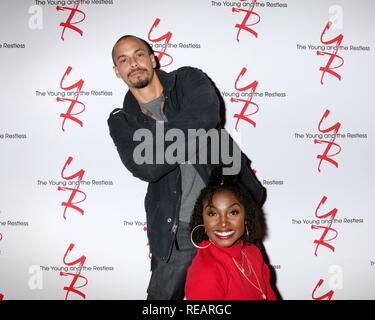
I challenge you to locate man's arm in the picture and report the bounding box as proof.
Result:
[162,67,220,132]
[108,67,220,183]
[239,152,266,206]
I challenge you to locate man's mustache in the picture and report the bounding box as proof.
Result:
[129,68,147,77]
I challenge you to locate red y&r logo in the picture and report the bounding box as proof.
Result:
[311,195,339,256]
[58,156,86,220]
[317,21,344,85]
[232,0,260,42]
[56,2,86,41]
[312,278,334,300]
[148,18,173,69]
[314,109,342,172]
[59,243,88,300]
[143,226,152,260]
[57,66,86,132]
[231,67,259,130]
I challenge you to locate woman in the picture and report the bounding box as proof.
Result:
[185,169,277,300]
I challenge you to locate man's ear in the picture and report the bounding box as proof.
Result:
[150,54,157,69]
[113,65,121,79]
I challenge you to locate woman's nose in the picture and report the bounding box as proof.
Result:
[219,215,227,227]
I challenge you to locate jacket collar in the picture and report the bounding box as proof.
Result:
[122,69,176,114]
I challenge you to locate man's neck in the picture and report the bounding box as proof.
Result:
[130,72,163,104]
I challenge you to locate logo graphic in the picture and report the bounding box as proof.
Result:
[317,21,344,85]
[310,15,344,301]
[311,196,339,256]
[312,278,334,300]
[143,226,152,260]
[59,243,88,300]
[56,2,86,41]
[314,109,342,172]
[58,156,86,220]
[230,67,259,130]
[0,232,4,299]
[55,0,89,299]
[57,66,86,132]
[232,0,261,41]
[148,18,173,68]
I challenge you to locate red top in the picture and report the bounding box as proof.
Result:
[185,240,277,300]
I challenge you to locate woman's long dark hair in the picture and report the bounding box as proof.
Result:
[190,166,263,245]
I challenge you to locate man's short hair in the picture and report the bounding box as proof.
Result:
[112,35,153,66]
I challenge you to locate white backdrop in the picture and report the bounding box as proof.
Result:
[0,0,374,300]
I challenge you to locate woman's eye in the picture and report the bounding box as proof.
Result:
[229,210,240,216]
[207,211,217,217]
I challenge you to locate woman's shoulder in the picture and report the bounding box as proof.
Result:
[188,244,227,274]
[186,245,228,299]
[187,251,227,288]
[243,243,264,262]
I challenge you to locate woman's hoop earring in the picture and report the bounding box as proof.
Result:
[242,224,250,241]
[190,224,211,249]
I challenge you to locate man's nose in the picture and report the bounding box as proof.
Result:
[128,57,138,68]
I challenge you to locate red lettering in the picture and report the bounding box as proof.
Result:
[317,21,344,84]
[312,279,334,300]
[310,21,343,301]
[312,196,339,256]
[58,156,86,219]
[55,1,88,302]
[59,243,88,300]
[314,109,342,172]
[314,140,341,171]
[148,18,173,68]
[0,234,3,298]
[57,66,86,132]
[232,0,260,41]
[317,109,341,134]
[231,67,259,130]
[311,224,338,255]
[315,196,338,220]
[56,2,86,41]
[144,226,152,260]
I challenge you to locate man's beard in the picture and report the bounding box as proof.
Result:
[128,68,151,89]
[132,77,150,89]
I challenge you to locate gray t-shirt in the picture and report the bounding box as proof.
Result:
[140,94,205,223]
[178,162,205,223]
[139,94,168,122]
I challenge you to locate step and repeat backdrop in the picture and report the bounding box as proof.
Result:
[0,0,374,300]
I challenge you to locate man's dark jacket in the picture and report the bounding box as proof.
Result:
[108,66,265,261]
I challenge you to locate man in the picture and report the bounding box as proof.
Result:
[108,35,265,300]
